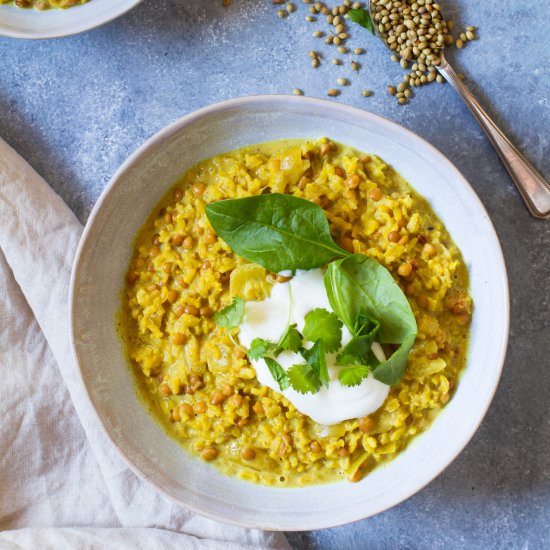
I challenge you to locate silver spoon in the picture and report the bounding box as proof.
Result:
[368,1,550,219]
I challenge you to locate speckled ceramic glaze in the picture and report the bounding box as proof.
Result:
[70,95,509,531]
[0,0,142,39]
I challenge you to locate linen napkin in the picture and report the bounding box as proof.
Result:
[0,137,290,550]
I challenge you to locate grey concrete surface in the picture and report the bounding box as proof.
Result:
[1,0,549,548]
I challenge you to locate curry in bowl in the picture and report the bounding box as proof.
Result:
[120,138,471,487]
[0,0,89,9]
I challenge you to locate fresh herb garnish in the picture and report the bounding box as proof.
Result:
[303,308,343,352]
[213,297,245,330]
[264,357,290,391]
[347,8,375,35]
[205,194,350,272]
[324,254,417,385]
[287,363,323,395]
[301,339,329,387]
[336,313,380,367]
[277,323,303,354]
[338,365,371,387]
[247,337,277,360]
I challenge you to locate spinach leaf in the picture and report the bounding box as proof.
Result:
[325,254,417,385]
[287,363,322,394]
[347,8,375,35]
[303,308,343,352]
[301,339,329,387]
[264,357,290,391]
[205,194,349,272]
[213,297,245,330]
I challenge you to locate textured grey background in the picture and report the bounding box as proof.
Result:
[1,0,549,548]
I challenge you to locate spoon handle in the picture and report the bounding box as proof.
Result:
[437,58,550,219]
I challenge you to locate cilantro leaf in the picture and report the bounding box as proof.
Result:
[287,363,322,394]
[336,314,380,366]
[264,357,290,391]
[301,340,329,387]
[338,365,371,387]
[347,8,374,35]
[303,308,343,352]
[247,337,277,360]
[214,297,245,330]
[277,324,303,354]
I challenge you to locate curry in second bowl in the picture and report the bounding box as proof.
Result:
[120,138,472,487]
[0,0,89,9]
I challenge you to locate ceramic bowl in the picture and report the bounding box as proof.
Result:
[0,0,141,39]
[70,95,509,530]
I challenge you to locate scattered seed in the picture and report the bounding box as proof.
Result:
[387,85,396,96]
[305,15,315,22]
[466,30,475,40]
[353,47,364,55]
[361,89,372,97]
[436,74,445,84]
[325,35,334,44]
[337,46,348,54]
[332,58,342,65]
[333,36,341,45]
[308,50,317,58]
[337,77,349,86]
[292,88,304,96]
[398,97,407,105]
[466,25,475,32]
[277,9,287,18]
[351,61,360,71]
[397,82,407,93]
[391,54,399,62]
[456,38,464,49]
[286,2,296,12]
[312,30,323,37]
[327,88,340,97]
[312,58,320,68]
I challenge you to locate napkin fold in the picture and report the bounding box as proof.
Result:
[0,138,290,550]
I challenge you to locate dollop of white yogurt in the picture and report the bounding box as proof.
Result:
[238,269,389,425]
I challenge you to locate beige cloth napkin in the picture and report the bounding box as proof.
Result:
[0,138,290,550]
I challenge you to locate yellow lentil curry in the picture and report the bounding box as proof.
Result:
[121,139,472,486]
[0,0,89,9]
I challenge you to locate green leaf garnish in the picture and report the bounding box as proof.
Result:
[205,194,350,272]
[325,254,417,385]
[247,337,277,360]
[301,339,329,387]
[303,308,343,352]
[277,324,303,354]
[347,8,375,35]
[214,297,245,330]
[264,357,290,391]
[336,313,380,366]
[338,365,371,387]
[287,363,323,394]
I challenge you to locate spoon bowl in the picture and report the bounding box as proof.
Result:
[367,0,550,218]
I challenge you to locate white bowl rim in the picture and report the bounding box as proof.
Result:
[70,94,510,530]
[0,0,143,40]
